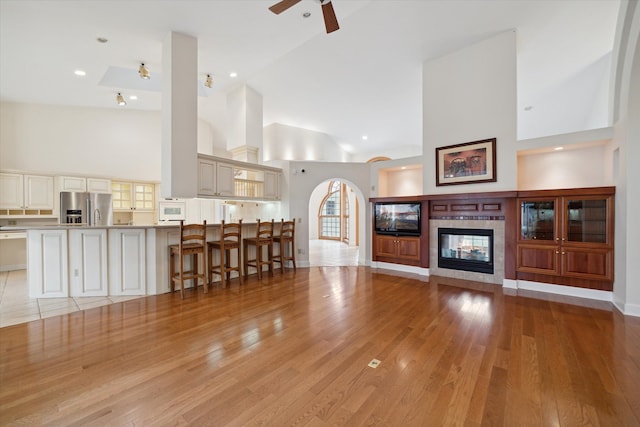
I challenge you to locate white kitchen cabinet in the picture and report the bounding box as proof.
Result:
[58,176,87,192]
[108,228,146,295]
[216,163,235,197]
[112,181,155,211]
[69,229,108,297]
[197,158,216,196]
[263,170,280,200]
[58,176,111,193]
[196,155,282,201]
[0,173,23,209]
[197,158,234,197]
[185,198,217,224]
[28,229,69,298]
[87,178,111,193]
[0,173,54,215]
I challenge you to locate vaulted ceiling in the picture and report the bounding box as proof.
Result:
[0,0,620,158]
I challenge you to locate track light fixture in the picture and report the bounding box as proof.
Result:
[116,92,126,106]
[205,74,213,88]
[139,63,150,79]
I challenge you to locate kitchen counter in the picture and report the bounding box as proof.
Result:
[20,221,280,298]
[0,222,261,231]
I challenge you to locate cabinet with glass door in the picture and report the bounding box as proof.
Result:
[516,187,614,290]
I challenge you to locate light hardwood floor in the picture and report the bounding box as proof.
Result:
[1,267,639,426]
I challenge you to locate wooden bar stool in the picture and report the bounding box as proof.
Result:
[207,220,243,288]
[169,220,207,299]
[273,218,296,272]
[243,219,274,280]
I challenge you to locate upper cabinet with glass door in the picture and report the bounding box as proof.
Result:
[112,181,155,211]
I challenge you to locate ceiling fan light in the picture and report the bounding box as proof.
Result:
[116,92,126,106]
[139,63,150,79]
[205,74,213,88]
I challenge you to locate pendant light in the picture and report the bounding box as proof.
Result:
[205,74,213,88]
[139,63,150,79]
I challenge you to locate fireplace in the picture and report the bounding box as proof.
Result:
[438,228,494,274]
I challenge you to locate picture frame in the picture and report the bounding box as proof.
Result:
[435,138,497,186]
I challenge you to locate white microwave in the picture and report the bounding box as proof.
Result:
[158,200,186,222]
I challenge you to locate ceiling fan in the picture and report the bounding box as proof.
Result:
[269,0,340,34]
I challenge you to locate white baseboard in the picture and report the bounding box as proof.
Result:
[502,278,518,289]
[612,298,640,317]
[370,261,429,276]
[511,279,613,302]
[0,264,26,272]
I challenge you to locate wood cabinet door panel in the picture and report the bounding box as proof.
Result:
[397,237,420,260]
[517,244,559,275]
[562,247,612,281]
[376,236,397,257]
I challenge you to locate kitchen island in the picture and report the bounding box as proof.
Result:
[1,222,271,298]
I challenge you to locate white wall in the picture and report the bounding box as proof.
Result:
[263,123,351,162]
[517,144,610,190]
[369,156,423,198]
[422,31,518,194]
[378,167,423,197]
[351,144,422,163]
[611,0,640,316]
[288,161,370,266]
[308,183,327,240]
[0,102,227,181]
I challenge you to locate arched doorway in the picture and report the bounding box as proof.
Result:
[308,179,360,266]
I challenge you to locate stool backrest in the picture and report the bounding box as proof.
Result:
[180,220,207,247]
[280,218,295,239]
[255,219,274,240]
[221,219,242,243]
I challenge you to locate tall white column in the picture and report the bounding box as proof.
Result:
[162,32,198,198]
[226,85,263,163]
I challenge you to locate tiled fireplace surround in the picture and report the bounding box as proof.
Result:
[427,195,511,285]
[429,219,505,285]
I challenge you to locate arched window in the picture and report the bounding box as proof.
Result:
[317,180,358,244]
[319,181,342,239]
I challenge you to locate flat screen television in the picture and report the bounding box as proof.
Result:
[374,202,421,236]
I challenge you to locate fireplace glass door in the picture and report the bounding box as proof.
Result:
[438,228,494,274]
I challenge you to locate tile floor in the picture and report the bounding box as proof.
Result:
[0,269,142,328]
[308,239,359,267]
[0,239,358,328]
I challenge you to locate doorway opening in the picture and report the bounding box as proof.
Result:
[309,179,360,266]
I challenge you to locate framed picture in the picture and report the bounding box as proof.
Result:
[435,138,497,186]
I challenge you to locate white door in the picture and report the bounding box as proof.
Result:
[216,162,235,197]
[87,178,111,193]
[24,175,54,209]
[263,171,280,199]
[28,229,69,298]
[0,173,24,209]
[59,176,87,192]
[69,229,108,296]
[197,159,217,196]
[109,228,146,295]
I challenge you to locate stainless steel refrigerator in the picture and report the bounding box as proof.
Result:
[60,191,113,226]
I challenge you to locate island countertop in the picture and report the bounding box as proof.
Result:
[0,221,265,231]
[22,221,280,299]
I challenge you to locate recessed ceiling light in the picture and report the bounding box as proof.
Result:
[128,95,138,100]
[74,70,86,76]
[554,146,564,151]
[524,105,533,111]
[229,72,238,78]
[362,135,368,140]
[96,37,108,44]
[302,11,311,18]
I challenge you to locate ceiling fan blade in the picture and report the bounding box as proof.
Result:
[269,0,302,14]
[321,1,340,33]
